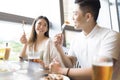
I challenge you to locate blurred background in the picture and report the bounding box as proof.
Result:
[0,0,119,61]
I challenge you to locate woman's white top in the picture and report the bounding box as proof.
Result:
[26,38,65,67]
[68,25,120,68]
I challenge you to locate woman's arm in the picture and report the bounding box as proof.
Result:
[19,33,28,60]
[19,44,27,58]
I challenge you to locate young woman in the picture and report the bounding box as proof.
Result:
[19,16,65,69]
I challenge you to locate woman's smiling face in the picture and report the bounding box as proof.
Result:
[35,19,48,35]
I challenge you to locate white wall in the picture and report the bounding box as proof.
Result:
[97,0,112,29]
[36,0,62,37]
[98,0,119,32]
[0,0,62,38]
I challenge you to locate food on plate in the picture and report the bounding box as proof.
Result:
[54,74,63,80]
[0,68,9,72]
[43,75,53,80]
[43,74,63,80]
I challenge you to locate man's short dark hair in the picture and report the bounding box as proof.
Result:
[75,0,101,21]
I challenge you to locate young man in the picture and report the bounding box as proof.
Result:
[51,0,120,80]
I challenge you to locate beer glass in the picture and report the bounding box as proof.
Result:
[92,55,113,80]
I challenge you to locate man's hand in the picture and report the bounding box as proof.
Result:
[53,33,64,47]
[49,60,62,74]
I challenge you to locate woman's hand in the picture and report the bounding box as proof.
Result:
[20,32,27,44]
[53,33,64,47]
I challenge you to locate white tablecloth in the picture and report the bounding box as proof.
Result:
[0,61,48,80]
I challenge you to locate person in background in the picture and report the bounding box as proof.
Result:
[19,16,65,69]
[50,0,120,80]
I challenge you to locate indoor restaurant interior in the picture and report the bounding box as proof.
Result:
[0,0,120,80]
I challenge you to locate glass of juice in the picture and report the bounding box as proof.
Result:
[0,48,5,60]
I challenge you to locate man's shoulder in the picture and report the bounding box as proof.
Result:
[98,25,119,34]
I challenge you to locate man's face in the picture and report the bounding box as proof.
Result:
[72,4,87,30]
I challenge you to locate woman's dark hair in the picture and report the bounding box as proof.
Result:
[28,16,50,44]
[75,0,101,21]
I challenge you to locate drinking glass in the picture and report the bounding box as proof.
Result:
[44,60,50,70]
[0,48,5,60]
[92,55,113,80]
[28,51,40,61]
[28,50,44,69]
[27,50,44,72]
[4,47,10,60]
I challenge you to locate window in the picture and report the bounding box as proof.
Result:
[63,0,74,25]
[62,0,120,48]
[0,21,32,61]
[106,0,120,32]
[63,25,81,48]
[0,0,62,61]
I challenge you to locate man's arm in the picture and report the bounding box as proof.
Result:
[56,46,77,67]
[53,33,77,67]
[50,62,92,80]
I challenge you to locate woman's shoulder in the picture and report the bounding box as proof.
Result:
[45,37,52,42]
[44,37,53,45]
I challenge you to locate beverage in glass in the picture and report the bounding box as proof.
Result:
[4,47,10,60]
[0,48,5,60]
[28,51,40,61]
[92,56,113,80]
[27,51,43,72]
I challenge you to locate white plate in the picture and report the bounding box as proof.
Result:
[62,75,70,80]
[0,61,20,76]
[41,74,70,80]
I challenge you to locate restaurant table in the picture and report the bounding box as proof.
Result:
[0,61,49,80]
